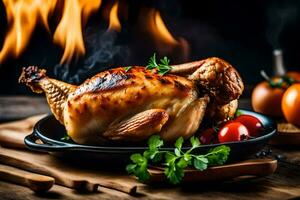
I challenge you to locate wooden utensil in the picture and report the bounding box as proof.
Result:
[148,158,277,183]
[0,114,45,148]
[0,115,142,194]
[0,147,142,194]
[269,122,300,145]
[0,146,278,193]
[0,164,54,192]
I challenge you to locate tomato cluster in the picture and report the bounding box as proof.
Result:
[199,115,263,144]
[251,71,300,127]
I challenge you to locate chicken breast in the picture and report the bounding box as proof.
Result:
[64,67,201,143]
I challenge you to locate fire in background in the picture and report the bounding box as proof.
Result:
[0,0,300,94]
[0,0,188,69]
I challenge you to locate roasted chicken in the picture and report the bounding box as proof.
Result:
[19,57,243,144]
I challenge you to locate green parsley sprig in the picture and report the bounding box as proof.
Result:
[146,53,172,75]
[126,135,230,184]
[124,66,132,72]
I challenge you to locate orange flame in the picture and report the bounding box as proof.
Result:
[108,1,121,32]
[0,0,57,63]
[141,8,177,51]
[53,0,102,64]
[153,10,178,47]
[139,8,189,61]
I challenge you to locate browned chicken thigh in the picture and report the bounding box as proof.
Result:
[19,57,243,144]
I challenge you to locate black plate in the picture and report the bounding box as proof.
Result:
[24,109,276,162]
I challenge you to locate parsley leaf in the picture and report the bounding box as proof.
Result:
[126,163,137,173]
[146,53,172,75]
[177,157,190,168]
[193,156,208,171]
[174,137,184,156]
[126,135,231,184]
[128,153,150,182]
[206,145,230,166]
[143,135,164,162]
[175,136,184,151]
[165,162,184,185]
[148,135,164,150]
[174,148,181,157]
[190,136,200,149]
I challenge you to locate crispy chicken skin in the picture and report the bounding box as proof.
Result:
[19,57,243,144]
[171,57,244,105]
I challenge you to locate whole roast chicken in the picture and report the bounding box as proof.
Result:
[19,57,243,144]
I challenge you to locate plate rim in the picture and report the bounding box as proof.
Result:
[28,109,277,152]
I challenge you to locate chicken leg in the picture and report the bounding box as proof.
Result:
[171,57,244,105]
[19,66,76,123]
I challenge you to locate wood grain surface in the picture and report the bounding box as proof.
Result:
[0,114,46,148]
[0,96,49,122]
[269,122,300,145]
[0,162,299,200]
[0,96,300,200]
[0,147,141,194]
[0,164,54,192]
[148,158,277,183]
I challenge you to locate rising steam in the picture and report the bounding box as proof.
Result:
[266,1,299,48]
[54,28,129,84]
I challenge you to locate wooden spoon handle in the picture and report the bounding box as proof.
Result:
[0,164,54,192]
[149,158,277,182]
[0,130,28,148]
[0,114,46,149]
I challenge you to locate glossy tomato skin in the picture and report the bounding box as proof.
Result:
[282,83,300,127]
[218,122,249,143]
[252,81,284,117]
[234,115,263,137]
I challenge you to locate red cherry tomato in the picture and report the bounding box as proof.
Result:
[218,122,249,143]
[234,115,263,137]
[199,128,216,145]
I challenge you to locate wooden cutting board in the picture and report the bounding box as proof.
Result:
[148,159,277,183]
[0,114,278,194]
[269,122,300,145]
[0,147,142,194]
[0,114,45,149]
[0,147,277,189]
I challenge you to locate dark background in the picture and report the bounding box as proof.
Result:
[0,0,299,95]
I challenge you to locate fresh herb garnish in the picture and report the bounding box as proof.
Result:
[146,53,172,75]
[124,66,132,72]
[61,135,70,141]
[126,135,230,184]
[126,135,163,182]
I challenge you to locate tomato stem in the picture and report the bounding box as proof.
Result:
[260,70,295,89]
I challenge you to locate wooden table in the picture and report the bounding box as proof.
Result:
[0,96,300,200]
